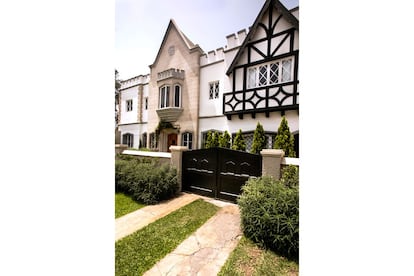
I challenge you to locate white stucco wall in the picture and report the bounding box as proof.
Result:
[118,123,148,149]
[199,61,225,117]
[142,83,149,122]
[120,86,138,125]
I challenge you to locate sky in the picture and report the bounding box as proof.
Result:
[115,0,299,80]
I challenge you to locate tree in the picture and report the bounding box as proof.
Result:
[212,131,219,148]
[205,131,213,148]
[251,122,266,154]
[219,130,231,148]
[274,116,296,157]
[231,129,246,151]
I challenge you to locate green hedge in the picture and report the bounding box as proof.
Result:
[115,158,178,204]
[238,171,299,259]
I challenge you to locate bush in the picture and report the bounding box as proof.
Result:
[238,175,299,259]
[274,116,296,157]
[280,165,299,188]
[232,129,246,151]
[251,122,266,154]
[219,130,231,148]
[115,159,178,204]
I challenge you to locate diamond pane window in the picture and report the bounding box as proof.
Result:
[209,83,214,99]
[214,82,219,98]
[269,63,279,84]
[282,59,292,82]
[259,65,267,86]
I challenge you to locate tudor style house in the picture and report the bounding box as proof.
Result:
[117,0,299,155]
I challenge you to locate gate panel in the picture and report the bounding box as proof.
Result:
[182,149,217,198]
[182,147,262,203]
[217,148,262,202]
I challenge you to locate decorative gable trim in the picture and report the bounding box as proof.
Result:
[150,19,204,69]
[226,0,299,75]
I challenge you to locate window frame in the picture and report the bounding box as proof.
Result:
[126,99,133,112]
[159,86,170,109]
[247,57,293,89]
[208,81,219,100]
[174,84,181,107]
[182,132,193,149]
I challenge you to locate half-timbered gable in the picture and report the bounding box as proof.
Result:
[223,0,299,120]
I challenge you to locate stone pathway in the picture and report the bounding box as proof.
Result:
[143,203,242,276]
[115,193,200,241]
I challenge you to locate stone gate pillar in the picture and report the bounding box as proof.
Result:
[260,149,285,179]
[169,145,188,191]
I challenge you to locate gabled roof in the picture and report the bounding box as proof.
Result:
[150,19,203,68]
[226,0,299,75]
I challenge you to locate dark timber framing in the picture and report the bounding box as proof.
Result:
[223,0,299,120]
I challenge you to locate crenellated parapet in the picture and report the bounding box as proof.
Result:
[225,28,247,50]
[120,74,150,90]
[157,68,185,81]
[200,47,225,66]
[200,28,249,67]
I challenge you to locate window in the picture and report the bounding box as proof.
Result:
[174,85,181,107]
[126,99,133,112]
[149,133,158,149]
[144,97,148,110]
[122,133,134,148]
[182,132,193,149]
[209,81,219,99]
[159,86,170,108]
[247,58,293,88]
[159,85,182,108]
[141,133,147,148]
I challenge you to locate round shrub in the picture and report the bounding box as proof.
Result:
[238,175,299,259]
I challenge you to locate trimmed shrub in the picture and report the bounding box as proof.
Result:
[115,159,178,204]
[251,122,266,154]
[238,175,299,259]
[274,116,296,157]
[219,130,231,148]
[231,129,246,151]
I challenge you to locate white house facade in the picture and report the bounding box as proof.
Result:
[117,0,299,156]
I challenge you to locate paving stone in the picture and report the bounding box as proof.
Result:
[143,204,242,276]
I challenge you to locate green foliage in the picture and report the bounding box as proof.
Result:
[231,129,246,151]
[238,175,299,259]
[115,192,145,218]
[218,236,299,276]
[219,130,231,148]
[205,131,219,148]
[280,165,299,188]
[205,131,212,148]
[250,122,266,154]
[274,116,296,157]
[115,158,178,204]
[115,199,219,276]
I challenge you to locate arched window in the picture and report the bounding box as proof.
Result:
[182,132,193,149]
[174,85,181,107]
[159,86,170,108]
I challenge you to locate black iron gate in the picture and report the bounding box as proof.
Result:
[182,147,262,203]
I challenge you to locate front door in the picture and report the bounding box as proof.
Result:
[167,133,177,152]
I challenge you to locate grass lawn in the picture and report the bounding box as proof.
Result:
[115,192,146,218]
[115,199,219,276]
[218,236,299,276]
